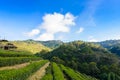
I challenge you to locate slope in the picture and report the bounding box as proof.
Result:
[42,41,120,80]
[11,41,50,54]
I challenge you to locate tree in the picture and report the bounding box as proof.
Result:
[108,72,115,80]
[89,62,100,77]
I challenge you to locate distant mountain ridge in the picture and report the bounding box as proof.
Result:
[23,39,120,56]
[25,39,63,49]
[96,39,120,56]
[97,39,120,48]
[37,40,63,48]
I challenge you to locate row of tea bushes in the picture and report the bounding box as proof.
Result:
[0,60,48,80]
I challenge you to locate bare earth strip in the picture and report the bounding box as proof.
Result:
[27,62,50,80]
[0,62,30,71]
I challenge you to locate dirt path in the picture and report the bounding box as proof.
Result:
[27,62,50,80]
[0,62,30,71]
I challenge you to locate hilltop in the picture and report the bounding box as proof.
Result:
[24,39,63,49]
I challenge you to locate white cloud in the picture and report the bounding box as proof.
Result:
[76,27,84,33]
[88,36,98,42]
[89,39,98,42]
[35,12,75,41]
[57,35,65,40]
[41,12,75,34]
[36,33,54,41]
[24,29,40,37]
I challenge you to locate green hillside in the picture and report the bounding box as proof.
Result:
[41,41,120,80]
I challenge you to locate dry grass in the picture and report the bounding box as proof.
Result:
[0,62,30,71]
[27,62,50,80]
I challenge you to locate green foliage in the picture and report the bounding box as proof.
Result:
[0,60,48,80]
[52,62,65,80]
[35,49,50,57]
[51,56,65,64]
[41,74,53,80]
[89,62,100,77]
[0,57,41,67]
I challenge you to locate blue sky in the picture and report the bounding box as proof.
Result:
[0,0,120,42]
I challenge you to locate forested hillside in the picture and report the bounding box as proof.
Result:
[41,41,120,80]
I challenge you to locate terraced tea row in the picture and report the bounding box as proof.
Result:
[0,60,48,80]
[0,49,34,57]
[60,64,98,80]
[27,62,50,80]
[0,57,41,67]
[41,63,53,80]
[41,62,98,80]
[0,61,98,80]
[0,62,30,71]
[52,62,65,80]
